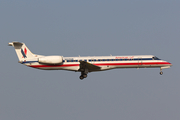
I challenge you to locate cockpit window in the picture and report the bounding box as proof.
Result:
[152,56,161,60]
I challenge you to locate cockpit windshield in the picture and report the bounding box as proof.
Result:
[152,56,161,60]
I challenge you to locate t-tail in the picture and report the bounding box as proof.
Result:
[8,42,36,61]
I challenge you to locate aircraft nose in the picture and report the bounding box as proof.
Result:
[169,62,172,66]
[167,61,172,66]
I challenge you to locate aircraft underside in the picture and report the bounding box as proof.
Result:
[27,62,172,80]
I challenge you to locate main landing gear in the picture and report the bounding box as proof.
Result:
[79,68,88,80]
[79,74,87,80]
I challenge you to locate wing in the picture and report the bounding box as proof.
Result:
[79,61,101,72]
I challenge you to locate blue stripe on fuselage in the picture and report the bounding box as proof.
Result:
[22,58,154,64]
[22,61,38,64]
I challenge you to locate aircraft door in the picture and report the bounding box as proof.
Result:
[138,58,142,66]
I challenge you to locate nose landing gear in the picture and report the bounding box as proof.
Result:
[160,68,163,75]
[160,71,163,75]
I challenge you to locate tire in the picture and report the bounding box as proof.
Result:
[80,76,84,80]
[160,71,163,75]
[83,74,87,78]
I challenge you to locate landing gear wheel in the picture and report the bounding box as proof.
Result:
[83,74,87,78]
[79,76,84,80]
[160,71,163,75]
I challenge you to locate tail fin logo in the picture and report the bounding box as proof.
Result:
[21,48,27,58]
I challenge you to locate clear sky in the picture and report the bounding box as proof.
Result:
[1,0,180,120]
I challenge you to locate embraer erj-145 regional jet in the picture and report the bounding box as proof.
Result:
[9,42,172,80]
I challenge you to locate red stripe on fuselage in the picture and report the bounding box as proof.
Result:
[94,62,171,66]
[29,64,79,68]
[29,62,171,68]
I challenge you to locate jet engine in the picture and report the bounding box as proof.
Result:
[38,56,63,64]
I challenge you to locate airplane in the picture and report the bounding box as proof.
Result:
[9,42,172,80]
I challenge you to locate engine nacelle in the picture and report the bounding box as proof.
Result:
[38,56,63,64]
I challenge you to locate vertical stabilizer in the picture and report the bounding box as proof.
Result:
[9,42,35,61]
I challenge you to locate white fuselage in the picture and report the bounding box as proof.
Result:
[9,42,172,79]
[23,55,172,72]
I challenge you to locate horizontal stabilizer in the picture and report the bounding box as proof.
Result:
[8,42,23,46]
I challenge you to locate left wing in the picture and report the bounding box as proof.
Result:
[79,61,101,72]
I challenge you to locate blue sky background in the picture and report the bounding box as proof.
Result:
[0,0,180,120]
